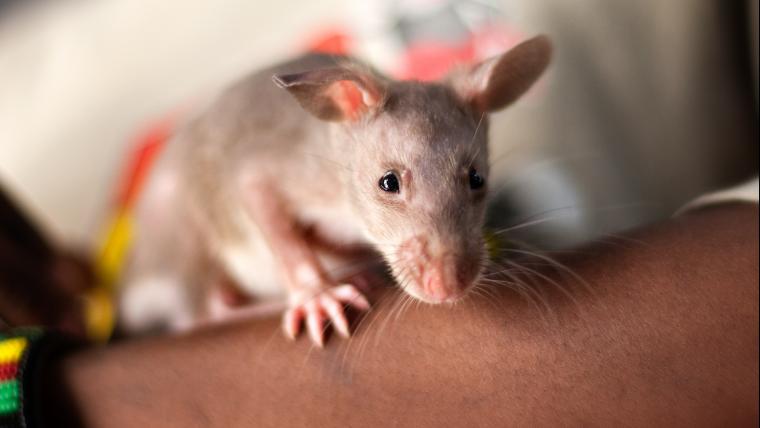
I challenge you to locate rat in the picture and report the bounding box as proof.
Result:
[118,35,552,346]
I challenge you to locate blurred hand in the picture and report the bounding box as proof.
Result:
[1,184,94,338]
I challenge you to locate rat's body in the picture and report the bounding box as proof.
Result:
[121,55,369,333]
[120,37,552,345]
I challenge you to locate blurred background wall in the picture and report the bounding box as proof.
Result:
[0,0,757,250]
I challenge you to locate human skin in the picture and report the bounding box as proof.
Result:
[0,185,93,336]
[45,203,758,427]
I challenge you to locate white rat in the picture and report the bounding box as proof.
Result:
[119,35,552,346]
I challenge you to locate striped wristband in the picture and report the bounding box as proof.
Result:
[1,328,77,428]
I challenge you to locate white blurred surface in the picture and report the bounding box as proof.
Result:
[0,0,755,250]
[0,0,343,243]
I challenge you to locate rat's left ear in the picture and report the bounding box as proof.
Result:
[449,35,552,113]
[273,67,385,122]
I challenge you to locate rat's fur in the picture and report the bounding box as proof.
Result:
[119,36,552,333]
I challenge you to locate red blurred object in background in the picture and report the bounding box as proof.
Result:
[398,24,524,81]
[306,28,353,56]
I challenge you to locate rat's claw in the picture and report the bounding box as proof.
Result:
[332,284,371,310]
[305,301,326,347]
[283,307,303,340]
[320,295,350,338]
[283,284,370,347]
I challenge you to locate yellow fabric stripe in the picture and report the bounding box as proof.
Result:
[85,210,134,342]
[96,211,134,290]
[0,338,27,364]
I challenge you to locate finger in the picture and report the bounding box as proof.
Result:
[283,307,303,340]
[332,284,370,310]
[321,295,350,338]
[305,303,326,348]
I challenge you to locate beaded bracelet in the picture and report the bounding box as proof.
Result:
[0,328,77,428]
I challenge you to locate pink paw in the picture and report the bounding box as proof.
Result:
[282,284,370,347]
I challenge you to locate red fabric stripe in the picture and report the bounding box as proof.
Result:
[0,362,18,381]
[114,118,174,210]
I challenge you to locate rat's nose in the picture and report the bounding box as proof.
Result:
[424,268,449,302]
[398,235,481,303]
[423,258,462,303]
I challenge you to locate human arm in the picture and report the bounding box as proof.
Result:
[45,203,759,427]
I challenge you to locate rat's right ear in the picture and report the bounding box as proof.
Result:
[449,35,552,113]
[273,67,384,122]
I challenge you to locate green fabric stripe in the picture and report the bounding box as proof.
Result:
[0,380,20,414]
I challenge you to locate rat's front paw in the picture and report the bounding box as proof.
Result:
[282,284,370,347]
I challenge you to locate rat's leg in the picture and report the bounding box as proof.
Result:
[119,169,212,333]
[244,186,370,347]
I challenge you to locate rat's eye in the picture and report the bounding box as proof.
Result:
[469,168,485,190]
[379,171,400,193]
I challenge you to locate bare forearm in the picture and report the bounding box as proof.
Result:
[51,204,759,427]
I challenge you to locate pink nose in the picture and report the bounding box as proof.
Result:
[398,235,476,303]
[423,262,458,302]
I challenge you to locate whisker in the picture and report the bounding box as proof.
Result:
[466,112,486,166]
[502,248,595,298]
[482,262,555,325]
[503,259,584,316]
[489,206,577,236]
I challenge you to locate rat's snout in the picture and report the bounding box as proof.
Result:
[423,256,464,303]
[396,235,482,304]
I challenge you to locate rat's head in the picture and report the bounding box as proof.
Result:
[275,36,552,303]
